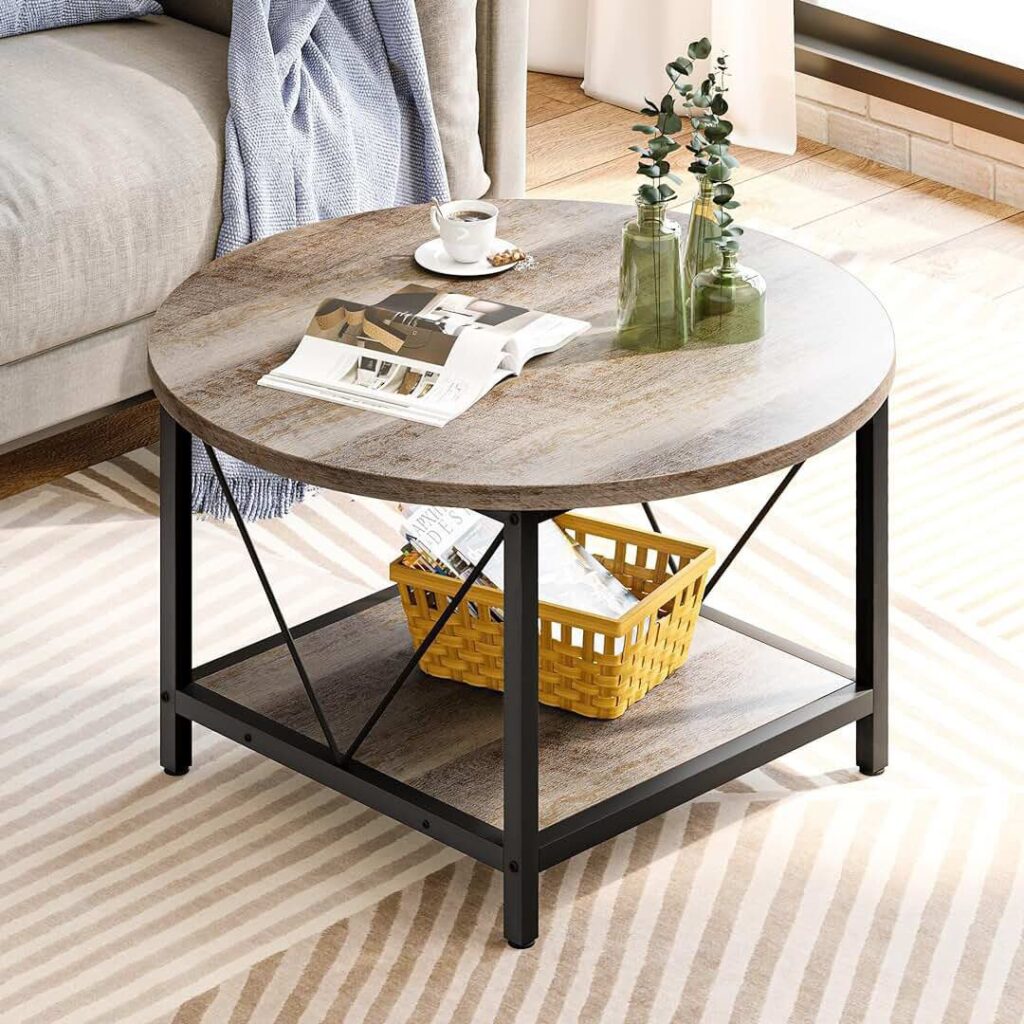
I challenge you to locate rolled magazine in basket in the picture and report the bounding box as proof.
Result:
[402,505,638,619]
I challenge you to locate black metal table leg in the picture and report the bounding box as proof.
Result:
[160,410,193,776]
[502,511,540,949]
[856,400,888,775]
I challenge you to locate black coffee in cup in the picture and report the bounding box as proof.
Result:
[450,210,493,222]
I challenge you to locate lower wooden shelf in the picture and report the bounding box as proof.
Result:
[195,591,851,830]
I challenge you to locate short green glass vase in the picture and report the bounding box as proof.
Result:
[691,247,766,345]
[616,199,688,351]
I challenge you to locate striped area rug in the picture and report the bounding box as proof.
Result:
[3,204,1024,1021]
[2,435,1022,1022]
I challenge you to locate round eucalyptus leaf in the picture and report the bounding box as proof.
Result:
[705,161,732,182]
[704,119,733,142]
[687,37,712,59]
[711,93,729,115]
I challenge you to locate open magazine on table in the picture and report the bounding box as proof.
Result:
[258,284,591,426]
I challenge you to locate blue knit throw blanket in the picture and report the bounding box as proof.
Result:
[193,0,449,520]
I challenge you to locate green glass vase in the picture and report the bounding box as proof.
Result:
[616,199,687,351]
[691,247,766,345]
[683,176,721,291]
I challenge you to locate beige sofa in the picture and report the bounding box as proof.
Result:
[0,0,527,454]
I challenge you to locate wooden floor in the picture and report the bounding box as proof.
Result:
[525,72,1024,649]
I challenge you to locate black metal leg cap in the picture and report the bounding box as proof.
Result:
[858,766,885,776]
[163,766,190,777]
[507,939,536,950]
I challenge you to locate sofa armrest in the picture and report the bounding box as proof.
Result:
[476,0,528,198]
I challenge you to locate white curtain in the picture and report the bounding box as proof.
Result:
[528,0,796,154]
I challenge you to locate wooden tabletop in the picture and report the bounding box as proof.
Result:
[149,199,894,510]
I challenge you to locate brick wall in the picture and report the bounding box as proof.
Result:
[796,73,1024,207]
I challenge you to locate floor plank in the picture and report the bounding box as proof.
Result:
[792,178,1019,268]
[526,101,646,191]
[738,149,919,231]
[528,92,585,128]
[528,136,832,206]
[894,211,1024,299]
[528,71,594,111]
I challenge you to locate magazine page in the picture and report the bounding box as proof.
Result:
[257,284,590,425]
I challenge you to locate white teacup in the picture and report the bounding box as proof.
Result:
[430,199,498,264]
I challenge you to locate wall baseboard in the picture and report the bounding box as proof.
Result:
[796,74,1024,207]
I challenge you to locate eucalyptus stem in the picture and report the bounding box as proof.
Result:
[627,36,744,255]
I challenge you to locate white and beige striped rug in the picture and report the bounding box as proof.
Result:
[4,165,1024,1019]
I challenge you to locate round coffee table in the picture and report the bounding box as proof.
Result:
[150,199,894,948]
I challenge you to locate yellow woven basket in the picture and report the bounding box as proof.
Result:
[390,514,716,720]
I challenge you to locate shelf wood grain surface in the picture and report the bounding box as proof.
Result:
[149,199,894,509]
[197,596,850,829]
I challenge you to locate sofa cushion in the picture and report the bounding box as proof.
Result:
[0,318,153,445]
[0,15,227,366]
[1,0,162,38]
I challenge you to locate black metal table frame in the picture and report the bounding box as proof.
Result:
[159,401,888,949]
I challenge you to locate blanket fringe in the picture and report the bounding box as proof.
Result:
[191,472,315,521]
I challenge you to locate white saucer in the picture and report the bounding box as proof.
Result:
[414,237,520,277]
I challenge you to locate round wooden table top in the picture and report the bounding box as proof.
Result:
[149,199,894,510]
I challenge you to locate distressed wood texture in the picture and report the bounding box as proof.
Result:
[199,596,847,828]
[0,396,159,500]
[149,199,895,510]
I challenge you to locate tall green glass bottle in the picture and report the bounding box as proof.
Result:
[683,176,721,291]
[616,200,687,351]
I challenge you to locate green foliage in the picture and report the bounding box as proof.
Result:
[627,36,743,254]
[688,37,712,59]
